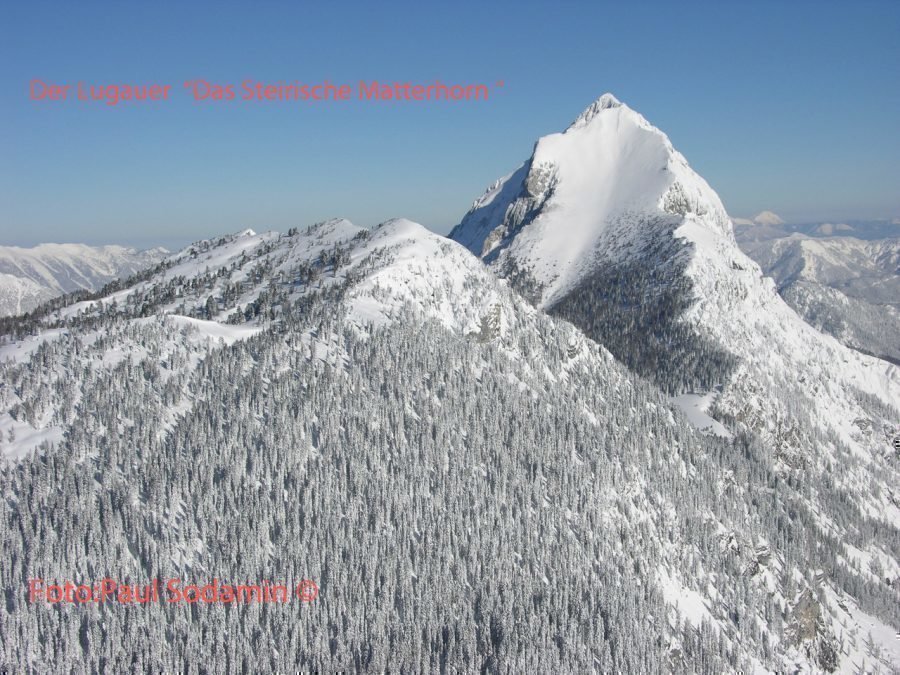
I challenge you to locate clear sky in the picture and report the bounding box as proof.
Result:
[2,1,899,249]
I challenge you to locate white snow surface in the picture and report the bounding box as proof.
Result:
[0,242,167,316]
[0,273,52,317]
[0,220,561,463]
[671,391,731,438]
[346,218,514,335]
[451,94,900,527]
[740,234,900,302]
[452,92,733,307]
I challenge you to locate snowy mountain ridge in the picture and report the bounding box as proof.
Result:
[2,216,900,670]
[739,234,899,301]
[0,219,555,461]
[1,96,899,672]
[737,233,900,363]
[450,95,899,502]
[451,93,734,308]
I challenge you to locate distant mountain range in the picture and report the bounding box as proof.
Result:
[733,214,900,242]
[736,225,900,364]
[0,243,167,317]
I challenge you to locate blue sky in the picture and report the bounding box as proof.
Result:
[1,1,899,248]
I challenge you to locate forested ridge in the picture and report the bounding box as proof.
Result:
[1,223,899,672]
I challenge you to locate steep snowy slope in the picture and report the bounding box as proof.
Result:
[738,234,900,362]
[0,243,167,316]
[450,93,899,486]
[0,273,53,317]
[450,93,731,307]
[448,98,900,674]
[2,220,899,671]
[0,221,530,461]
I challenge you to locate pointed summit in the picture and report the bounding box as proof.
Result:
[450,95,899,474]
[567,92,623,129]
[450,93,732,307]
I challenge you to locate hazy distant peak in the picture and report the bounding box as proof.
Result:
[752,210,784,226]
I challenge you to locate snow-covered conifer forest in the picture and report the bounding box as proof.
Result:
[1,96,899,673]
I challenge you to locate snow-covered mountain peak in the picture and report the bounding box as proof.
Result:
[450,94,733,307]
[370,216,422,237]
[450,96,900,530]
[566,91,623,129]
[343,217,525,337]
[752,210,785,226]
